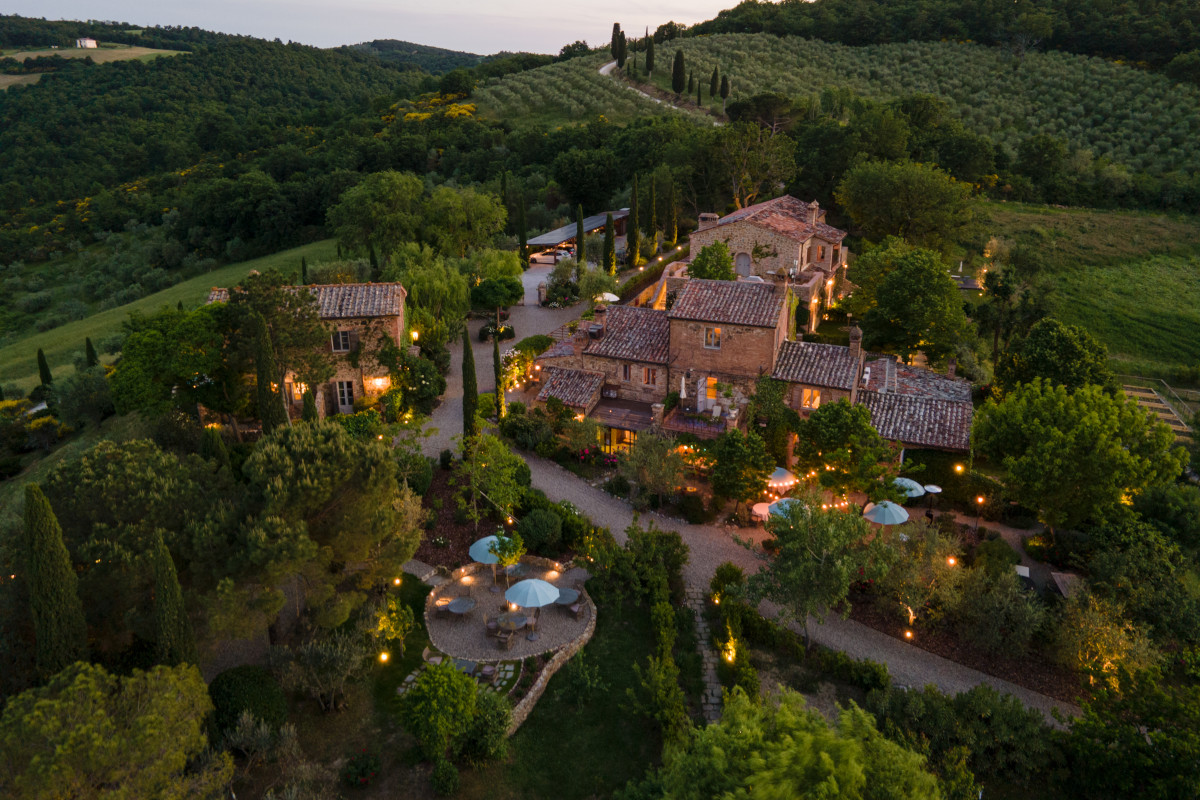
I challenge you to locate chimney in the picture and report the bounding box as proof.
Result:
[947,357,957,379]
[807,200,820,225]
[697,212,719,231]
[848,325,862,362]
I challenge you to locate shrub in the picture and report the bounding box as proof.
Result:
[603,474,632,498]
[430,758,459,796]
[340,748,381,788]
[517,508,562,555]
[500,411,554,450]
[207,665,287,738]
[947,568,1045,656]
[476,392,497,420]
[813,649,892,692]
[401,661,477,759]
[975,537,1020,574]
[710,562,747,600]
[676,494,710,524]
[508,400,526,416]
[396,449,433,495]
[456,690,512,766]
[555,500,591,550]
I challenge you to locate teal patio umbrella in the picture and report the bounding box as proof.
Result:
[893,477,926,498]
[767,498,804,518]
[470,535,508,591]
[863,500,909,526]
[505,579,560,608]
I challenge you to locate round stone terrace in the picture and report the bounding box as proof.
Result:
[424,557,594,662]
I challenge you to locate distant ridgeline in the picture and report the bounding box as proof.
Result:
[691,0,1200,69]
[350,39,484,74]
[0,14,227,51]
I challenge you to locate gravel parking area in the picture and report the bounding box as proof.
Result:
[425,565,592,662]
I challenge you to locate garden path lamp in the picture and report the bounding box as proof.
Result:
[975,496,986,532]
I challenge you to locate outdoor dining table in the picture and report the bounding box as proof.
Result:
[554,588,580,605]
[497,611,528,632]
[447,597,476,616]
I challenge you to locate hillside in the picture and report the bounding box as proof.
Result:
[635,34,1200,177]
[0,44,182,89]
[352,38,482,73]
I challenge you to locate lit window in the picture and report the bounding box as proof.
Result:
[802,388,821,409]
[622,364,631,382]
[643,368,657,386]
[331,330,352,352]
[704,327,722,349]
[706,377,718,400]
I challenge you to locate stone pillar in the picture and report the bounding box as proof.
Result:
[538,282,547,305]
[651,403,664,426]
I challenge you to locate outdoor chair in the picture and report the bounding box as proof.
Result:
[569,603,585,620]
[498,632,515,651]
[480,665,497,684]
[486,618,500,638]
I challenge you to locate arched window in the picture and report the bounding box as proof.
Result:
[735,252,752,276]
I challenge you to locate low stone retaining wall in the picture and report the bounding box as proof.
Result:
[507,588,597,735]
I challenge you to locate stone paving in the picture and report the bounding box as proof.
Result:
[425,565,592,662]
[686,587,724,723]
[395,659,520,698]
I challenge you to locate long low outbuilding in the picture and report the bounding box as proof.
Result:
[527,209,628,249]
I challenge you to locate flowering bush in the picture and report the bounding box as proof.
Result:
[576,446,618,468]
[340,748,380,787]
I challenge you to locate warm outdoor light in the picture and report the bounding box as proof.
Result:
[947,557,956,566]
[510,603,518,611]
[507,516,514,525]
[461,575,473,585]
[393,577,402,586]
[411,330,419,342]
[976,496,985,505]
[954,464,964,474]
[379,652,389,663]
[712,595,720,605]
[904,630,913,640]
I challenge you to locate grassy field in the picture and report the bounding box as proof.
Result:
[981,203,1200,373]
[0,239,337,391]
[631,34,1200,176]
[0,45,181,89]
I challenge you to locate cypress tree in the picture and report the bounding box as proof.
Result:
[0,385,5,401]
[301,389,318,422]
[603,212,616,275]
[177,300,184,311]
[667,180,679,248]
[517,193,528,267]
[628,174,641,266]
[710,66,719,98]
[22,484,87,678]
[500,171,510,234]
[152,532,196,666]
[493,333,506,420]
[698,83,703,107]
[672,49,686,96]
[617,32,627,68]
[337,241,343,258]
[462,327,477,446]
[648,178,657,250]
[720,75,731,112]
[368,243,380,281]
[611,23,621,59]
[645,29,654,75]
[301,256,308,285]
[84,337,98,368]
[37,348,52,386]
[199,426,231,471]
[253,313,287,433]
[576,204,585,263]
[688,71,695,94]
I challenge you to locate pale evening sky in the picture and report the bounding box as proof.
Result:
[7,0,740,55]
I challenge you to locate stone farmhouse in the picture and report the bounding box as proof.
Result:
[208,282,407,419]
[534,279,971,458]
[686,195,849,334]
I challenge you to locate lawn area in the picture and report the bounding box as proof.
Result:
[1,45,182,63]
[458,601,660,800]
[0,239,336,391]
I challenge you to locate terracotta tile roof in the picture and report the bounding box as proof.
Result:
[668,279,784,328]
[772,341,860,389]
[207,283,406,319]
[536,341,577,360]
[536,367,605,409]
[584,306,669,364]
[859,391,973,452]
[706,195,847,244]
[862,358,972,403]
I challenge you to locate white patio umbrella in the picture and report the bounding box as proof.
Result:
[679,376,688,399]
[862,500,910,526]
[595,292,619,303]
[893,477,926,498]
[767,497,804,518]
[767,467,798,491]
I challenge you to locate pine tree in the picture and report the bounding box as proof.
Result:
[253,313,287,433]
[576,204,585,262]
[84,338,98,368]
[493,333,506,420]
[645,29,655,75]
[36,348,52,386]
[301,390,318,422]
[152,532,196,666]
[199,426,231,471]
[462,327,477,446]
[22,484,87,678]
[517,193,528,267]
[667,179,679,247]
[611,23,621,59]
[617,32,627,68]
[603,212,616,275]
[710,66,719,98]
[627,174,641,266]
[672,49,686,96]
[720,75,731,113]
[300,256,308,285]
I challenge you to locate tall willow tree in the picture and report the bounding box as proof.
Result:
[23,484,88,678]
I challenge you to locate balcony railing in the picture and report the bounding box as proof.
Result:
[662,407,728,439]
